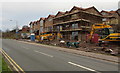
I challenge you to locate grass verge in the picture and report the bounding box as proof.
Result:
[0,54,13,73]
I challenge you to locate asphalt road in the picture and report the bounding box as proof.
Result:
[2,39,119,73]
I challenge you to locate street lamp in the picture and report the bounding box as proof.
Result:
[9,20,19,39]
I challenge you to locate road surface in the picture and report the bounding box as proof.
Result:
[2,39,119,73]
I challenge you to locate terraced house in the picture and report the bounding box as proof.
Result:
[39,17,45,34]
[101,9,120,32]
[29,22,34,33]
[29,21,40,35]
[44,15,55,33]
[53,6,103,42]
[29,17,46,35]
[101,10,120,24]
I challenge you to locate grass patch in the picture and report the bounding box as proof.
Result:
[0,55,2,72]
[0,54,13,73]
[2,58,11,71]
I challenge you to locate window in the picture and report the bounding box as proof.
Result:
[40,27,43,32]
[60,26,62,31]
[73,9,79,13]
[40,20,43,26]
[102,18,107,21]
[102,12,107,15]
[30,30,33,33]
[72,23,78,29]
[44,28,47,32]
[109,28,114,34]
[30,24,32,28]
[48,27,52,32]
[72,31,78,40]
[48,19,52,21]
[66,25,69,28]
[57,26,60,31]
[71,14,78,19]
[74,23,78,29]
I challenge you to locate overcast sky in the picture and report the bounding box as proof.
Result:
[0,0,120,31]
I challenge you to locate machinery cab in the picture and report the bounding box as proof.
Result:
[87,24,120,43]
[95,28,114,40]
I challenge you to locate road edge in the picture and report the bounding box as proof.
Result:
[0,48,25,73]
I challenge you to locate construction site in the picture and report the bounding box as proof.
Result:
[20,6,120,56]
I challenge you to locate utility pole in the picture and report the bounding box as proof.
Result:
[10,20,19,39]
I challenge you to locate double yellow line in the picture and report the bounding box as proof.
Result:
[0,48,25,73]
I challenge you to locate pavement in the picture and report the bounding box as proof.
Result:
[2,39,119,72]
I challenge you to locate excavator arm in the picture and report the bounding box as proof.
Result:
[88,24,120,43]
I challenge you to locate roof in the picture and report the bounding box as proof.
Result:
[55,11,65,17]
[59,11,65,14]
[101,9,120,16]
[65,11,69,14]
[69,6,102,16]
[117,8,120,12]
[41,17,45,20]
[50,15,55,17]
[29,21,34,25]
[29,22,32,25]
[101,10,109,13]
[117,8,120,15]
[84,6,102,15]
[38,17,46,21]
[101,10,118,14]
[34,21,37,23]
[109,11,116,13]
[46,15,55,19]
[69,6,84,13]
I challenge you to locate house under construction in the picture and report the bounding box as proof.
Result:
[53,6,103,42]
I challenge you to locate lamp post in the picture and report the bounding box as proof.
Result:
[10,20,19,39]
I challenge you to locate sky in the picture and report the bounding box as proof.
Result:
[0,0,120,31]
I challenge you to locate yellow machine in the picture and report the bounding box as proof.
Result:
[36,32,54,42]
[36,35,41,41]
[36,32,63,42]
[88,24,120,43]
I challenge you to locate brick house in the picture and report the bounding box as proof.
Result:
[44,15,55,33]
[29,18,45,36]
[53,6,102,41]
[29,20,40,35]
[117,9,120,26]
[117,9,120,14]
[39,17,46,34]
[101,10,120,32]
[21,25,30,39]
[29,22,34,33]
[101,10,120,24]
[35,20,40,35]
[21,25,30,33]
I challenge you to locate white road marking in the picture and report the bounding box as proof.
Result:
[68,62,100,73]
[34,50,53,57]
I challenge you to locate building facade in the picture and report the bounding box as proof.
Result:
[29,22,34,33]
[101,10,120,24]
[101,10,120,32]
[21,25,30,33]
[53,6,102,41]
[44,15,55,33]
[39,17,45,34]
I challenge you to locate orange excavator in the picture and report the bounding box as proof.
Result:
[36,32,62,42]
[87,24,120,44]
